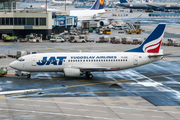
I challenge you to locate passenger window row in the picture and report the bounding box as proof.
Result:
[68,59,127,62]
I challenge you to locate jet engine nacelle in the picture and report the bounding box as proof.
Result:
[100,20,110,26]
[63,68,81,77]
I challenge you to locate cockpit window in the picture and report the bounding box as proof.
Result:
[17,58,25,62]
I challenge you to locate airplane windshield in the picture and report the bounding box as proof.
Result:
[17,58,25,62]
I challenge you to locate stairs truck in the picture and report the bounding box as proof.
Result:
[125,22,144,34]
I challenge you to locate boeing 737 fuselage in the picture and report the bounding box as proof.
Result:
[9,24,166,79]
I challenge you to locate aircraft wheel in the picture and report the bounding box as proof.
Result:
[27,74,31,78]
[88,74,93,79]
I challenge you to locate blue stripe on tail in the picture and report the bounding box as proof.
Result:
[125,23,166,53]
[91,0,104,10]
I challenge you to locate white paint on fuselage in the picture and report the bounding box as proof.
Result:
[9,52,162,72]
[70,9,105,20]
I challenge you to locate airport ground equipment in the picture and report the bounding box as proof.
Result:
[96,36,109,43]
[132,38,143,45]
[174,42,180,47]
[89,27,93,33]
[15,71,30,78]
[0,54,6,59]
[103,28,111,35]
[125,22,144,34]
[29,33,42,43]
[113,20,125,30]
[96,28,104,35]
[162,38,176,46]
[110,36,121,44]
[86,38,95,42]
[121,37,132,44]
[2,34,18,42]
[17,38,28,42]
[50,36,65,43]
[16,51,37,59]
[69,35,87,43]
[0,67,7,77]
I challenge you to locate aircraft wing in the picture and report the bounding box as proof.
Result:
[146,4,163,9]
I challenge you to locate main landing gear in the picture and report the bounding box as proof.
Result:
[85,72,93,79]
[27,74,31,78]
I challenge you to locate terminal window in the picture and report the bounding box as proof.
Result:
[40,18,46,25]
[0,17,46,26]
[27,18,34,25]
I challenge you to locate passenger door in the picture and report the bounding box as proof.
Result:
[32,56,37,66]
[133,55,138,65]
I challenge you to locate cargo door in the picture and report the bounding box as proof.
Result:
[32,56,37,66]
[133,55,138,65]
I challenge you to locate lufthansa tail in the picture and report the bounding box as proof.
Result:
[91,0,105,10]
[119,0,128,3]
[125,23,166,53]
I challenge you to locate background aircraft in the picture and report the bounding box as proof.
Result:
[9,24,166,79]
[117,0,180,11]
[70,0,105,20]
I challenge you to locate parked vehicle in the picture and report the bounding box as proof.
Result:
[69,35,87,43]
[29,33,42,43]
[0,67,7,76]
[2,34,18,42]
[50,36,65,42]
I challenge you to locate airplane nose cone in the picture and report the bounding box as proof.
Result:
[9,61,17,69]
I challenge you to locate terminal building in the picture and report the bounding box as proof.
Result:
[0,0,78,40]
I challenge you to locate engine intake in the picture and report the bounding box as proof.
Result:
[100,20,110,26]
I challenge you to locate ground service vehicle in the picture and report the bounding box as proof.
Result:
[69,35,87,43]
[0,67,7,76]
[2,34,18,42]
[103,28,111,35]
[50,36,65,42]
[29,33,42,43]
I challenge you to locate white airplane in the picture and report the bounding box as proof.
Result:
[70,0,106,20]
[9,23,166,79]
[51,0,73,5]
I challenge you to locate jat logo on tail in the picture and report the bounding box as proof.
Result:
[99,0,104,5]
[143,39,162,53]
[124,24,166,53]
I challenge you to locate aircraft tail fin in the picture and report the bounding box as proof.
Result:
[125,23,166,53]
[90,0,105,10]
[119,0,128,3]
[146,0,153,2]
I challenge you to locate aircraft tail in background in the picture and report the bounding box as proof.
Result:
[119,0,128,3]
[90,0,105,10]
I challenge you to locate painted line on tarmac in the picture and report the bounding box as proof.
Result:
[0,108,123,120]
[2,98,180,115]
